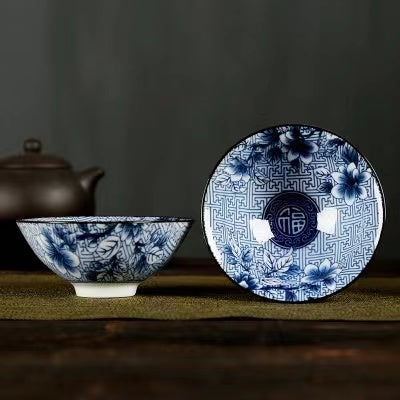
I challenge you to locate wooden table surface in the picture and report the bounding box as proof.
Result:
[1,259,400,400]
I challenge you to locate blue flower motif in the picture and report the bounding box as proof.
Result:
[39,229,81,278]
[224,157,251,183]
[279,127,318,165]
[234,271,261,290]
[331,163,371,206]
[257,128,281,146]
[300,259,341,290]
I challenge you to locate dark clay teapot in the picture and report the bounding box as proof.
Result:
[0,138,104,269]
[0,138,104,219]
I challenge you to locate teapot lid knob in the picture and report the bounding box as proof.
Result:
[0,138,70,169]
[24,138,42,154]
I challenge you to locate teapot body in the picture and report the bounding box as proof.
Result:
[0,169,95,220]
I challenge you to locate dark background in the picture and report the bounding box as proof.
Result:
[0,0,398,259]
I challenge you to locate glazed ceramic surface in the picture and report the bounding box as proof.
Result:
[202,125,384,302]
[18,216,193,297]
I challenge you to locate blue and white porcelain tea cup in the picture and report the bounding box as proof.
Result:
[18,216,193,298]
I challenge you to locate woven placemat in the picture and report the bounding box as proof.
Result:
[0,272,399,320]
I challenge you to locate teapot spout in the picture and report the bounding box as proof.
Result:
[78,167,104,194]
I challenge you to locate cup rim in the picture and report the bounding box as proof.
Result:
[17,216,194,224]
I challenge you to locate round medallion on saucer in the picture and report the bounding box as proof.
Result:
[202,124,385,302]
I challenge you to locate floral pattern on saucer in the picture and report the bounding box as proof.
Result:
[203,125,384,302]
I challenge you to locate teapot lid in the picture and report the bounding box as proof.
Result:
[0,138,71,169]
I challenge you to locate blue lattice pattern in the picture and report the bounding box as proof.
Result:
[203,125,384,302]
[18,216,192,283]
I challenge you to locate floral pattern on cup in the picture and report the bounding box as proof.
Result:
[18,217,192,283]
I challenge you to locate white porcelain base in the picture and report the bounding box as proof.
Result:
[72,282,140,298]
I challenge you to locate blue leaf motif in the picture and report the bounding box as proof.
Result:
[318,181,333,194]
[114,223,144,246]
[314,167,330,179]
[97,236,121,259]
[263,249,275,272]
[223,244,238,265]
[251,150,265,163]
[150,229,168,248]
[275,248,293,272]
[326,138,344,147]
[223,244,234,257]
[241,247,253,264]
[53,247,80,272]
[253,168,269,184]
[223,240,254,268]
[215,173,231,186]
[146,246,164,265]
[282,264,301,277]
[340,144,358,166]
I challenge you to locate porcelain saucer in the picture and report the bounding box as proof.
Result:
[202,124,385,302]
